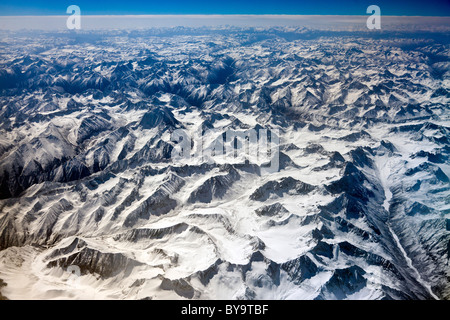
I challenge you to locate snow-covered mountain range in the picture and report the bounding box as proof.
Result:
[0,24,449,300]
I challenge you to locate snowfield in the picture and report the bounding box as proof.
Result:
[0,19,449,300]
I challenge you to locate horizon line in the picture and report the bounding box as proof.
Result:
[1,13,450,18]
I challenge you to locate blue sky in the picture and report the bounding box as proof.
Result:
[0,0,449,16]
